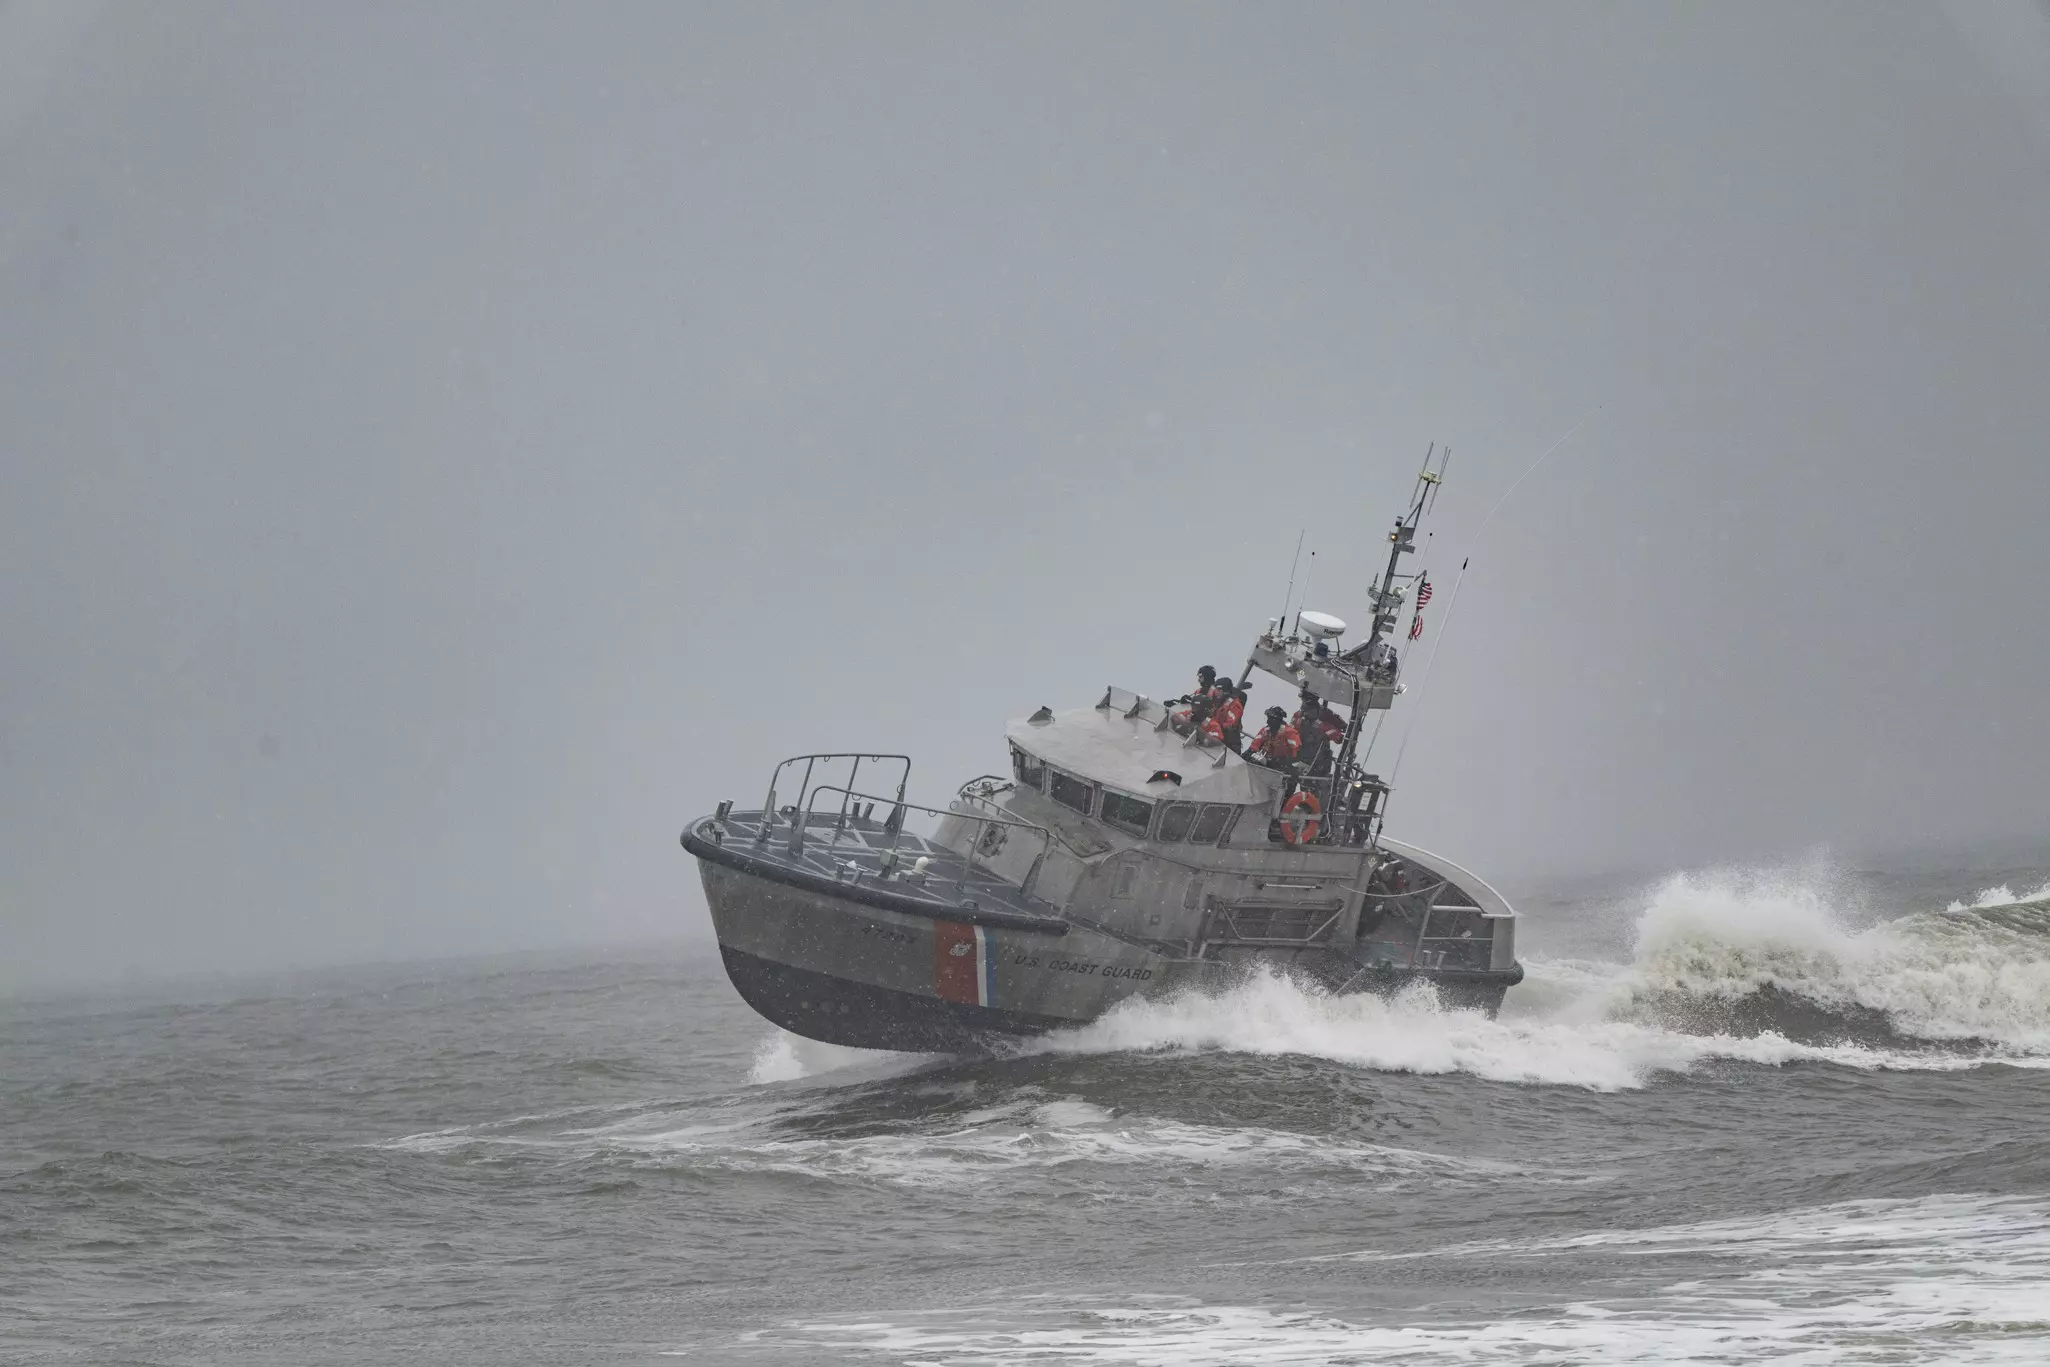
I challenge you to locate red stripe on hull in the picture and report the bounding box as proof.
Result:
[933,920,979,1004]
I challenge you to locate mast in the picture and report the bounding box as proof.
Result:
[1332,446,1447,789]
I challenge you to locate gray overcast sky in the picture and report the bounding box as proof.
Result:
[3,1,2047,988]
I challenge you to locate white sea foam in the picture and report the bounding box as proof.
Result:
[1615,870,2050,1049]
[635,1095,1544,1189]
[1026,965,1992,1091]
[763,1193,2050,1364]
[1015,869,2050,1088]
[745,1030,927,1085]
[657,1114,1523,1190]
[387,1094,1546,1189]
[1948,881,2050,912]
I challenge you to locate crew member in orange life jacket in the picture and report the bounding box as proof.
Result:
[1247,707,1301,766]
[1210,677,1246,750]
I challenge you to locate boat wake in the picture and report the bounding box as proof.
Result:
[997,869,2050,1090]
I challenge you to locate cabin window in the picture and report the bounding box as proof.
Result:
[1100,790,1153,837]
[1048,770,1095,815]
[1157,802,1198,842]
[1010,743,1045,791]
[1190,804,1236,844]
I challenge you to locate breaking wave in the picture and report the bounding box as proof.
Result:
[1948,881,2050,913]
[1612,870,2050,1049]
[1015,869,2050,1090]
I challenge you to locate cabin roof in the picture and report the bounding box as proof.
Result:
[1005,688,1275,806]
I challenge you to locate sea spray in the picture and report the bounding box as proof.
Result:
[1947,881,2050,913]
[1016,868,2050,1087]
[1611,870,2050,1048]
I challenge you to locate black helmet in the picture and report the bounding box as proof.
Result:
[1215,676,1234,691]
[1196,665,1217,685]
[1265,706,1287,724]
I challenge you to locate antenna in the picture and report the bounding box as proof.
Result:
[1295,551,1316,635]
[1278,530,1305,628]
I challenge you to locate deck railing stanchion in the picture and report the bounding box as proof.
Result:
[1409,902,1432,969]
[837,757,861,835]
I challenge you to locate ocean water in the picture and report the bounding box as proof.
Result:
[6,856,2050,1364]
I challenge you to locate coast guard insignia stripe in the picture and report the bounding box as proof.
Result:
[933,920,978,1004]
[934,921,996,1008]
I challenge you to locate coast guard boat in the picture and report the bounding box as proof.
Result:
[681,456,1523,1050]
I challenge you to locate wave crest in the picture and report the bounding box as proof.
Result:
[1612,871,2050,1049]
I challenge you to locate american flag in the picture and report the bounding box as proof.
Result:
[1408,612,1424,641]
[1415,575,1433,606]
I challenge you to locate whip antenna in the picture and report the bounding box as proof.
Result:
[1277,529,1305,628]
[1295,551,1316,634]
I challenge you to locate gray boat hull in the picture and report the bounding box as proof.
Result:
[692,841,1519,1052]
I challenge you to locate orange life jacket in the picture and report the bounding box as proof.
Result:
[1249,723,1300,761]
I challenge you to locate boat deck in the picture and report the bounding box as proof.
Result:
[682,810,1070,934]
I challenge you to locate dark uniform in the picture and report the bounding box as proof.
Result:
[1293,693,1347,776]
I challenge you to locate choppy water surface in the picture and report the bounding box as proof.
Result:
[7,860,2050,1364]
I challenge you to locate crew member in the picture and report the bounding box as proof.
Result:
[1294,691,1347,746]
[1212,676,1246,750]
[1294,691,1347,776]
[1246,707,1300,767]
[1170,665,1220,736]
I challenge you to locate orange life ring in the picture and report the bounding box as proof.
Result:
[1280,791,1321,846]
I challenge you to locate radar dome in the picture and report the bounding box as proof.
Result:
[1297,610,1346,638]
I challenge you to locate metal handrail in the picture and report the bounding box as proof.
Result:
[799,783,1059,900]
[757,753,911,846]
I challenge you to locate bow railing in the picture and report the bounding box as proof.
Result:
[794,783,1058,900]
